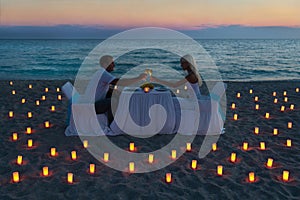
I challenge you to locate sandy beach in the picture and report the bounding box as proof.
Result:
[0,80,299,199]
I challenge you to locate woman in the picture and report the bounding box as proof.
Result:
[150,54,202,99]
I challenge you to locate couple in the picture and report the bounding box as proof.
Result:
[95,54,202,125]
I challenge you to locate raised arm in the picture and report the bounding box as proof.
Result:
[111,73,147,86]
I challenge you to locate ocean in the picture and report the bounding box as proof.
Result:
[1,39,300,81]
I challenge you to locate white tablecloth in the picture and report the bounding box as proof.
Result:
[110,88,176,135]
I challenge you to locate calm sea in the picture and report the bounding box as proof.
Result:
[1,39,300,81]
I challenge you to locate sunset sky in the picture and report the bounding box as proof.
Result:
[1,0,300,28]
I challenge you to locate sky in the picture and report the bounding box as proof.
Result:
[1,0,300,28]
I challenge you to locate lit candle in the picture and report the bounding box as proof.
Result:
[148,154,154,164]
[50,147,57,157]
[27,139,33,148]
[233,114,238,120]
[12,90,16,95]
[286,139,292,147]
[89,164,95,174]
[243,142,248,150]
[186,143,192,151]
[12,132,18,141]
[129,142,135,152]
[231,103,236,109]
[144,87,150,93]
[27,112,32,118]
[21,98,26,104]
[212,143,217,151]
[26,127,32,134]
[272,92,276,96]
[103,153,109,162]
[165,173,172,183]
[29,84,32,89]
[260,142,266,150]
[57,95,62,100]
[191,160,197,170]
[44,121,50,128]
[248,172,255,182]
[254,127,259,134]
[282,170,289,182]
[265,113,270,119]
[254,96,258,102]
[171,150,177,159]
[51,105,55,111]
[249,89,253,94]
[283,91,287,96]
[9,111,14,118]
[284,97,288,102]
[67,173,73,184]
[129,162,135,173]
[266,158,273,168]
[236,92,241,98]
[274,98,278,104]
[230,152,237,163]
[184,85,188,90]
[255,104,259,110]
[42,95,46,101]
[217,165,223,176]
[176,89,180,94]
[45,88,49,92]
[56,87,60,92]
[71,151,77,160]
[280,106,285,112]
[296,88,299,93]
[12,172,20,183]
[290,104,294,110]
[36,100,40,106]
[273,128,278,135]
[43,166,49,176]
[114,85,118,90]
[17,155,23,165]
[287,122,292,129]
[9,81,13,85]
[83,140,88,148]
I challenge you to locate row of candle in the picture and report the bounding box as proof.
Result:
[11,167,291,184]
[235,87,299,98]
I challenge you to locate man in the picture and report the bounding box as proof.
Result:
[95,55,147,125]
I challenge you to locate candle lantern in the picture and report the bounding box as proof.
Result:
[255,104,259,110]
[171,150,177,159]
[231,103,236,109]
[148,154,154,164]
[186,143,192,151]
[233,114,238,120]
[254,127,259,134]
[45,88,49,92]
[129,162,135,173]
[103,153,109,162]
[282,170,289,182]
[249,172,255,182]
[280,106,285,112]
[12,90,16,95]
[89,164,95,174]
[50,147,57,157]
[36,100,40,106]
[21,98,26,104]
[296,88,299,92]
[12,172,20,183]
[12,132,18,141]
[9,111,14,118]
[26,127,32,134]
[266,158,273,168]
[260,142,266,150]
[236,92,241,98]
[129,142,135,152]
[254,96,259,102]
[27,112,32,118]
[274,98,278,104]
[265,113,270,119]
[290,104,294,110]
[184,85,188,90]
[71,151,77,160]
[284,97,288,102]
[27,139,33,148]
[43,166,49,176]
[29,84,32,89]
[67,173,73,184]
[51,105,55,111]
[191,160,197,169]
[249,89,253,94]
[56,87,60,92]
[42,95,46,101]
[273,128,278,135]
[212,143,217,151]
[9,81,13,85]
[217,165,223,176]
[17,155,23,165]
[230,152,237,163]
[83,140,88,148]
[58,95,62,100]
[44,121,50,128]
[243,142,248,150]
[286,139,292,147]
[283,91,287,96]
[287,122,292,129]
[176,89,180,94]
[166,173,172,183]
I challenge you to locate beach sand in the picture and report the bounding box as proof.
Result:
[0,80,299,199]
